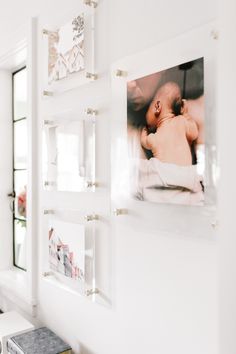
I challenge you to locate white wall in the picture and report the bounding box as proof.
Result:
[218,0,236,353]
[36,1,218,354]
[0,0,220,353]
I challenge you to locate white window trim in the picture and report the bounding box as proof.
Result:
[0,18,38,317]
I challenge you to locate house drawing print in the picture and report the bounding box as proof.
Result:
[48,14,85,84]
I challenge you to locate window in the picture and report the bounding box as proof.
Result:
[12,67,27,271]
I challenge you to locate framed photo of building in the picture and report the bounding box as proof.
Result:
[49,219,85,282]
[111,23,218,210]
[43,209,97,298]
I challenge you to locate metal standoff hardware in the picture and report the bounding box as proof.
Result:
[211,220,218,229]
[42,29,58,36]
[86,288,99,296]
[113,208,127,216]
[211,30,219,40]
[44,119,54,125]
[44,181,56,187]
[84,108,98,116]
[43,90,53,97]
[86,181,98,188]
[42,271,53,277]
[115,69,127,77]
[43,209,55,215]
[42,29,50,35]
[83,0,98,8]
[85,72,98,80]
[84,214,99,222]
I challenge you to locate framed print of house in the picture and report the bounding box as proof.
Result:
[42,3,96,95]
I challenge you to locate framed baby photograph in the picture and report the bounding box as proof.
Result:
[111,23,218,213]
[42,3,96,95]
[126,58,205,206]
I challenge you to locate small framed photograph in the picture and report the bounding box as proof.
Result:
[42,4,96,95]
[49,219,85,282]
[111,23,218,208]
[43,209,97,297]
[42,110,96,192]
[48,14,85,84]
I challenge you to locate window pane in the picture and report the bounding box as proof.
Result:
[14,170,27,220]
[14,119,27,169]
[13,68,27,120]
[14,219,27,270]
[13,67,27,271]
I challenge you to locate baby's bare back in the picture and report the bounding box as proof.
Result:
[150,116,192,166]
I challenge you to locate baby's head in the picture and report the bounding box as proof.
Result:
[127,72,162,111]
[146,82,183,128]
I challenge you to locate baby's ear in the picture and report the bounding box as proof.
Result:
[154,100,161,117]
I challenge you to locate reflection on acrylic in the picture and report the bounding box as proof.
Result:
[48,14,85,83]
[49,220,85,282]
[127,58,205,205]
[43,117,95,192]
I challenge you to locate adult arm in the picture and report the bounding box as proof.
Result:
[185,115,199,142]
[140,127,154,150]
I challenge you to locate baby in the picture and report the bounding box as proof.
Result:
[141,82,198,166]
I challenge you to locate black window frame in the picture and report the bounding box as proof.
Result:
[12,66,27,271]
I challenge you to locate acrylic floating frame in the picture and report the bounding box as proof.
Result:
[42,208,99,300]
[42,109,96,192]
[42,1,96,96]
[111,22,218,236]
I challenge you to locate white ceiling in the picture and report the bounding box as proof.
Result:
[0,0,71,48]
[0,0,41,38]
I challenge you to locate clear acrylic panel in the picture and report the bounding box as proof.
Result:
[14,170,27,220]
[13,68,27,120]
[42,4,95,95]
[49,219,86,293]
[111,23,217,240]
[47,14,85,84]
[14,119,27,169]
[14,219,27,270]
[43,114,95,192]
[43,209,96,299]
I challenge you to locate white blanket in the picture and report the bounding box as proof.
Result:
[133,158,204,205]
